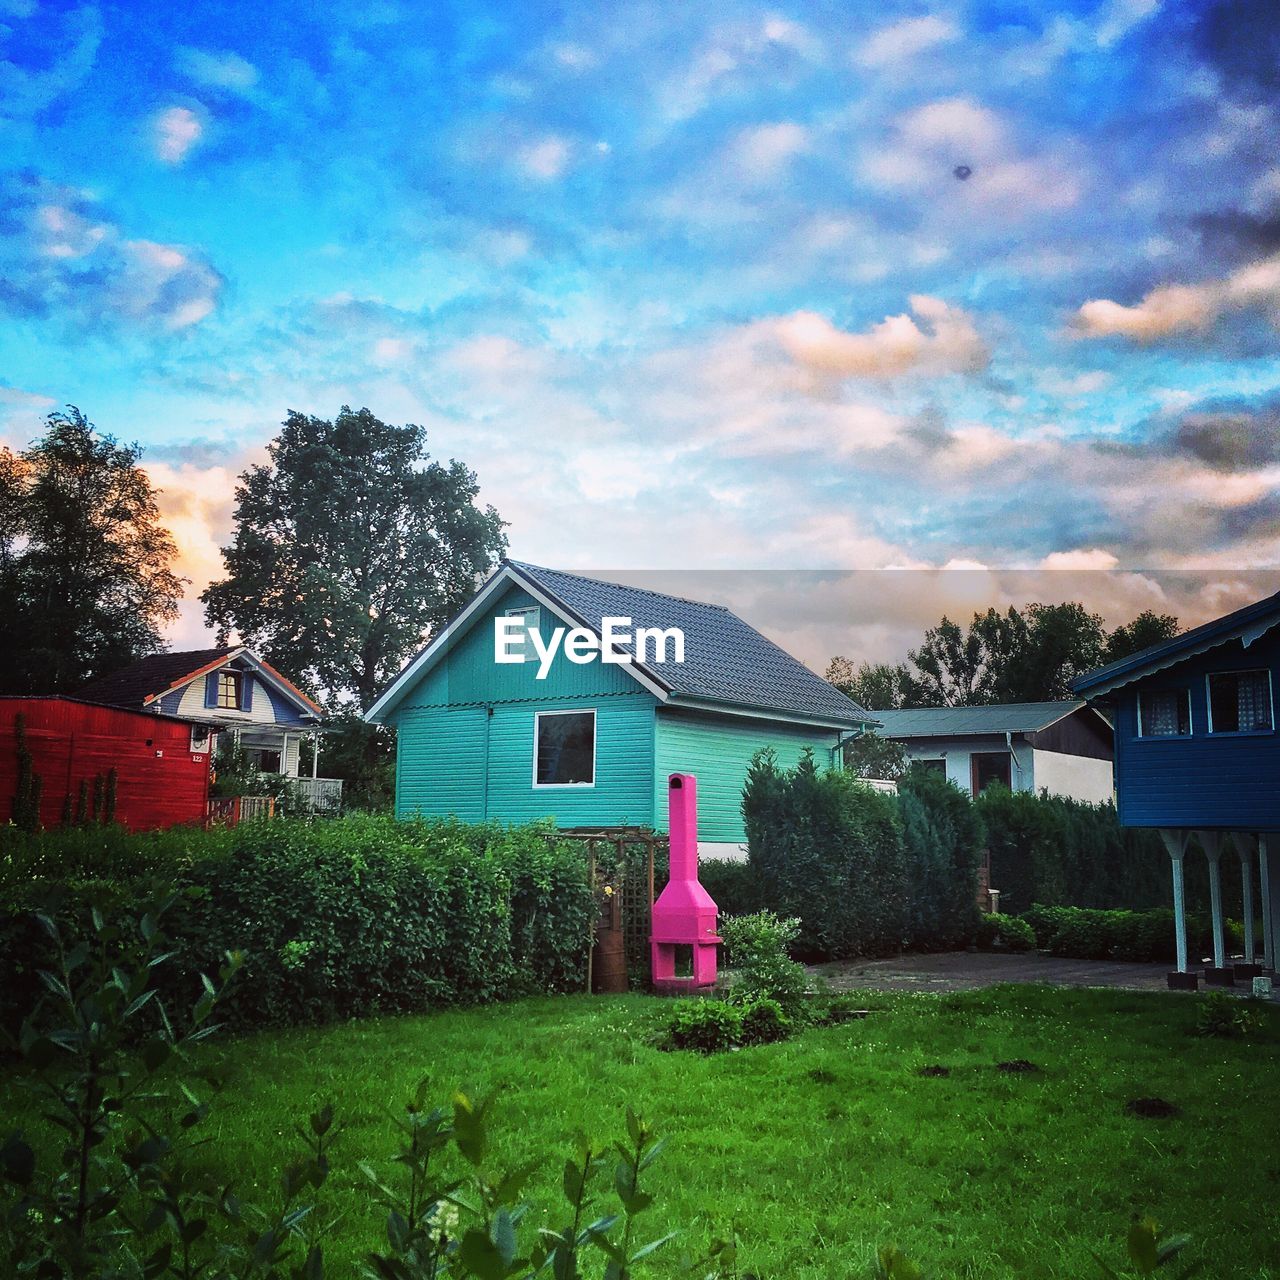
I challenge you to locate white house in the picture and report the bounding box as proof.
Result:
[871,700,1114,804]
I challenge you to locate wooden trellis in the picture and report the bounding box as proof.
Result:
[549,827,669,992]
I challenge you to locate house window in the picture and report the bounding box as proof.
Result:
[917,758,946,776]
[971,752,1011,794]
[253,749,282,773]
[217,671,243,709]
[1138,688,1190,737]
[534,709,595,787]
[505,606,541,663]
[1207,670,1273,734]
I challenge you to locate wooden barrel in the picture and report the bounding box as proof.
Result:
[592,893,628,993]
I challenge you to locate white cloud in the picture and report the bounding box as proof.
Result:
[153,106,202,164]
[856,15,958,68]
[1039,548,1120,570]
[771,296,989,381]
[174,46,259,95]
[725,122,809,178]
[1074,254,1280,341]
[1095,0,1161,48]
[863,97,1083,213]
[518,135,571,180]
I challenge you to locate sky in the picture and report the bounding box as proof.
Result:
[3,0,1280,669]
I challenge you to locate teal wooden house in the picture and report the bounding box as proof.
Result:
[366,561,875,855]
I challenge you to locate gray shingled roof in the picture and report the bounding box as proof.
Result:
[870,700,1086,738]
[508,561,872,727]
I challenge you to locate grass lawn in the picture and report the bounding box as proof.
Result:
[4,984,1279,1278]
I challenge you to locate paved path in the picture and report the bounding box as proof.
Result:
[810,950,1176,993]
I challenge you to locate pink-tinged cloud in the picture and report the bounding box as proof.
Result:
[773,296,989,380]
[1074,253,1280,340]
[154,105,203,163]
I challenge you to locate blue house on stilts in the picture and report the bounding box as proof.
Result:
[1073,589,1280,989]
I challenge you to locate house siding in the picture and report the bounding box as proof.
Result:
[653,708,840,843]
[390,584,657,826]
[1112,630,1280,829]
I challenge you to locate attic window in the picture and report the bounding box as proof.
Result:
[1207,670,1273,734]
[1138,688,1190,737]
[217,671,243,709]
[504,606,540,663]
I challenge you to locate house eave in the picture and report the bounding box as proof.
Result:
[663,693,876,733]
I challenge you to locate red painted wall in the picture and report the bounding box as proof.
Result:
[0,699,210,832]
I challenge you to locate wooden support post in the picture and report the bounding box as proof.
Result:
[1199,831,1227,970]
[1158,829,1191,975]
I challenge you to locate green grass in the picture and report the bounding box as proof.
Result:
[5,985,1280,1278]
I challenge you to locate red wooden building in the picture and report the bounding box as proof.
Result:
[0,697,212,832]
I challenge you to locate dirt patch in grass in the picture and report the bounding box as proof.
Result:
[996,1059,1042,1074]
[1126,1096,1181,1118]
[917,1064,951,1078]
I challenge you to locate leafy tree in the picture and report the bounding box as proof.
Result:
[202,406,507,708]
[997,601,1107,702]
[1105,610,1180,663]
[0,407,183,694]
[825,657,919,709]
[303,712,396,811]
[907,607,1026,706]
[842,729,908,781]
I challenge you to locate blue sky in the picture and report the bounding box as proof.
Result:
[3,0,1280,659]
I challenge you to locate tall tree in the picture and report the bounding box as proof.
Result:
[202,406,507,708]
[825,657,919,710]
[1105,610,1180,663]
[907,607,1026,706]
[997,602,1107,702]
[0,407,183,694]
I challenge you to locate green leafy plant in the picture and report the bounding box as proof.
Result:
[974,912,1036,952]
[1094,1216,1197,1278]
[1192,990,1261,1040]
[664,1000,743,1054]
[738,998,790,1046]
[719,911,809,1018]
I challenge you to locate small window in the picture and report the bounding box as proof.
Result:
[917,758,947,775]
[190,725,211,754]
[1138,688,1190,737]
[504,606,541,663]
[971,752,1011,794]
[534,709,595,787]
[217,671,242,709]
[1207,670,1273,734]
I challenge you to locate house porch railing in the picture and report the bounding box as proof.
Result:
[283,776,344,814]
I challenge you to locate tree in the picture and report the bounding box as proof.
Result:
[1105,610,1180,663]
[824,657,919,709]
[202,406,507,708]
[0,407,183,694]
[997,601,1107,702]
[907,607,1026,706]
[843,729,907,781]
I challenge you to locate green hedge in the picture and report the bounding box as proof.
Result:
[741,751,983,959]
[975,787,1171,913]
[698,859,760,919]
[0,815,594,1035]
[1021,903,1247,964]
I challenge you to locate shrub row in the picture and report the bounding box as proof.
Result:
[741,752,984,960]
[1021,903,1246,964]
[0,815,594,1035]
[976,787,1171,913]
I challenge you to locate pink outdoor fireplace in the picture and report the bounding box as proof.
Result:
[650,772,720,992]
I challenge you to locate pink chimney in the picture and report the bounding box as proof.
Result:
[650,773,720,992]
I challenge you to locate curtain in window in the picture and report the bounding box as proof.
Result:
[1238,672,1272,731]
[1143,691,1179,735]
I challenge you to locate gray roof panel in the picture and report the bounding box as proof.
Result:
[870,700,1086,738]
[508,561,872,727]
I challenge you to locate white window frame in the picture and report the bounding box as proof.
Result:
[532,708,597,789]
[1204,668,1275,735]
[504,606,541,663]
[1136,687,1192,738]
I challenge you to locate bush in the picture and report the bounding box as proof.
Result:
[665,998,743,1053]
[699,858,760,918]
[1193,990,1262,1039]
[975,912,1036,952]
[897,767,985,949]
[743,750,908,959]
[1019,903,1247,965]
[977,788,1171,913]
[0,815,595,1036]
[739,996,791,1045]
[719,910,809,1017]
